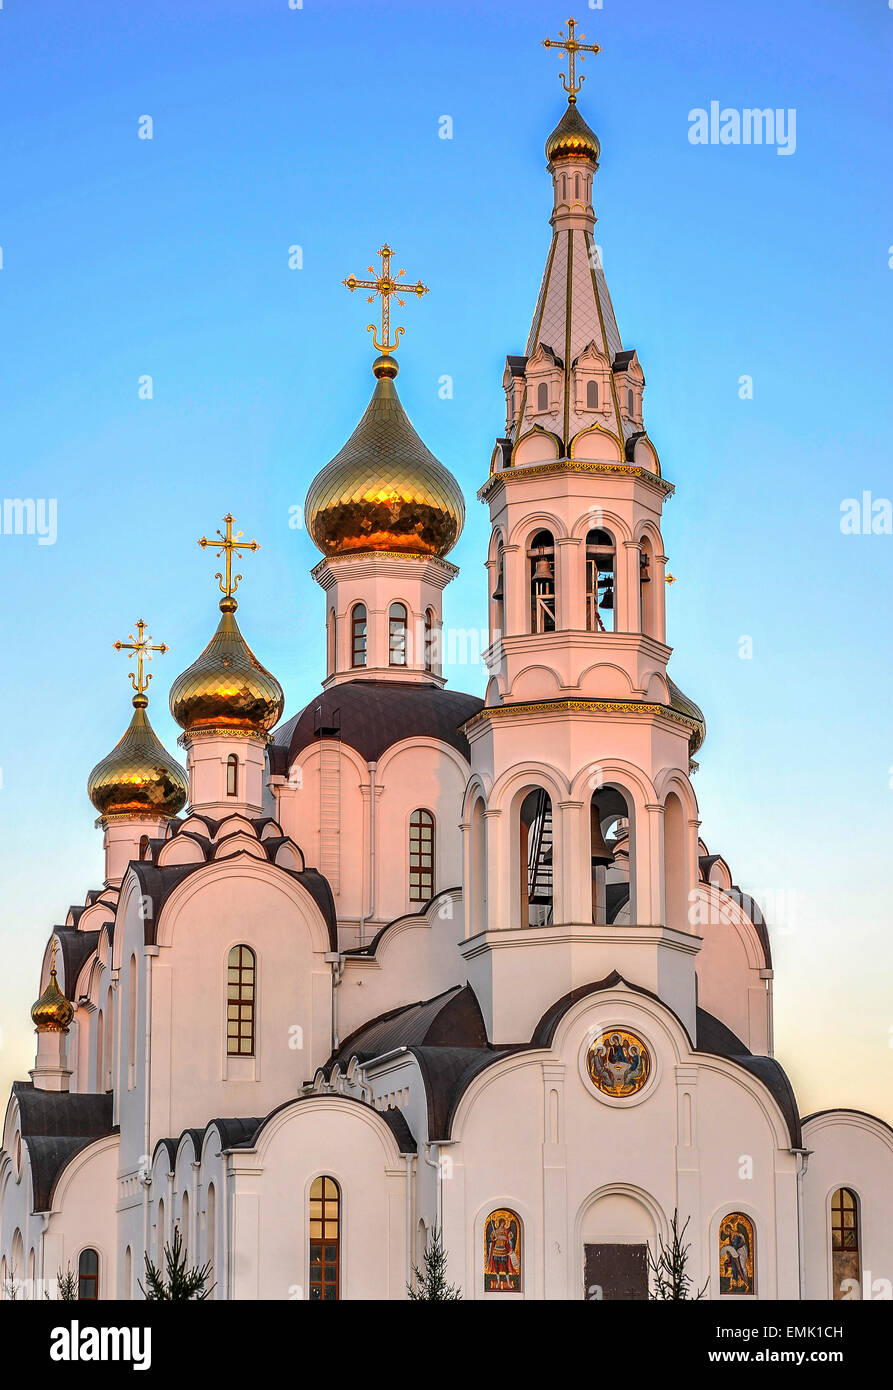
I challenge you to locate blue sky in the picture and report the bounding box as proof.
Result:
[0,0,891,1118]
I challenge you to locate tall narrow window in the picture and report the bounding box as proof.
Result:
[537,381,549,412]
[124,1246,132,1299]
[586,379,599,410]
[521,788,553,926]
[326,608,336,675]
[409,809,435,902]
[309,1176,340,1301]
[157,1200,165,1263]
[351,604,367,667]
[227,945,256,1056]
[138,835,149,860]
[96,1011,104,1092]
[77,1249,99,1301]
[627,388,634,415]
[528,530,556,633]
[492,544,505,638]
[207,1183,216,1287]
[226,753,238,798]
[424,609,437,673]
[128,954,137,1085]
[831,1188,860,1299]
[389,603,407,666]
[638,536,656,637]
[585,528,615,633]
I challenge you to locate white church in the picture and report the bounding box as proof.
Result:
[2,25,891,1302]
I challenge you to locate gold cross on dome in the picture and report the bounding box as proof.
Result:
[343,242,429,355]
[113,618,169,697]
[543,17,601,103]
[198,512,259,601]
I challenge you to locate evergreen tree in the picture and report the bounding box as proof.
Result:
[56,1265,78,1300]
[648,1208,709,1300]
[407,1224,462,1301]
[140,1227,213,1301]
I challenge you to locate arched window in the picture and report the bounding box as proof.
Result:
[326,607,336,675]
[831,1188,860,1299]
[409,809,435,902]
[138,835,149,860]
[586,379,599,410]
[207,1183,216,1287]
[664,792,688,933]
[309,1176,340,1301]
[156,1199,165,1263]
[226,753,238,798]
[424,609,437,673]
[351,604,367,667]
[78,1248,99,1301]
[484,1208,522,1293]
[96,1010,104,1092]
[492,542,505,638]
[537,381,549,412]
[528,530,556,633]
[227,945,256,1056]
[638,536,657,637]
[585,528,615,632]
[180,1190,190,1250]
[521,787,553,926]
[574,173,581,199]
[627,387,635,416]
[470,796,488,937]
[128,954,137,1086]
[125,1246,132,1299]
[719,1213,755,1295]
[590,786,630,925]
[105,991,113,1090]
[389,602,407,665]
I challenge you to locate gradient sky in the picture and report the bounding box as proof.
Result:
[0,0,891,1122]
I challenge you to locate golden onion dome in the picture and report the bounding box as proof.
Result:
[169,599,284,735]
[31,953,74,1033]
[546,102,600,164]
[305,356,465,559]
[88,694,188,819]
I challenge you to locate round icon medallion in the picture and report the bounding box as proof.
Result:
[587,1029,651,1097]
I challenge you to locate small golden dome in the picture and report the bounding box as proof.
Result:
[169,601,284,734]
[88,695,188,819]
[305,366,465,559]
[546,102,600,164]
[31,956,74,1033]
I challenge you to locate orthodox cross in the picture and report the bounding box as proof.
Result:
[113,618,168,697]
[542,17,601,103]
[198,512,259,602]
[343,243,428,355]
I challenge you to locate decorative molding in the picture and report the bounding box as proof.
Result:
[462,696,699,740]
[478,459,674,503]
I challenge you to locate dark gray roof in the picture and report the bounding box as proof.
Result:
[332,985,488,1067]
[271,679,483,772]
[505,355,528,377]
[343,887,462,959]
[612,349,637,371]
[53,929,101,999]
[13,1082,116,1210]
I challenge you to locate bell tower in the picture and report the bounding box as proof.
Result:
[461,23,706,1043]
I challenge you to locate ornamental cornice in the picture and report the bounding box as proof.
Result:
[478,460,675,503]
[461,697,698,739]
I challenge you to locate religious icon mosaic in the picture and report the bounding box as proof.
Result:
[587,1029,651,1097]
[719,1212,755,1295]
[484,1208,522,1292]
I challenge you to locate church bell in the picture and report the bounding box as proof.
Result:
[590,810,615,869]
[532,558,553,582]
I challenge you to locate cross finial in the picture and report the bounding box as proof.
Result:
[113,618,169,703]
[198,512,259,609]
[543,17,601,104]
[343,242,429,355]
